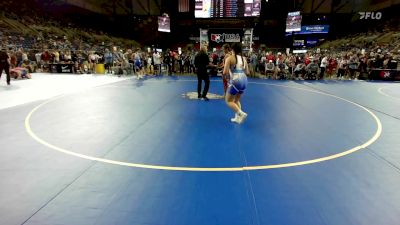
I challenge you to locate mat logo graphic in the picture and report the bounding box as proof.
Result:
[182,92,224,100]
[359,12,382,20]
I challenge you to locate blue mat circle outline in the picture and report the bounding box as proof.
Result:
[25,79,383,171]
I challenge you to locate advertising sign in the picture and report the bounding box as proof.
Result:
[302,25,329,33]
[285,25,329,35]
[286,11,302,32]
[200,29,209,49]
[208,29,243,47]
[158,16,170,32]
[293,40,304,46]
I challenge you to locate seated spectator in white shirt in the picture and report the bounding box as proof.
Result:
[265,60,275,78]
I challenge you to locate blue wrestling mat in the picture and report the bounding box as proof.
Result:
[1,75,400,225]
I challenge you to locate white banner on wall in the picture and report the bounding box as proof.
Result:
[200,29,209,49]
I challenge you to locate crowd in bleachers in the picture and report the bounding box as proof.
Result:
[0,0,141,78]
[246,40,399,80]
[245,20,400,80]
[2,34,399,81]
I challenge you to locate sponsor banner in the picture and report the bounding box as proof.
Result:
[50,64,73,73]
[286,25,329,35]
[293,40,304,46]
[208,29,243,47]
[286,11,302,32]
[158,16,170,32]
[370,69,400,81]
[293,49,307,54]
[302,25,329,33]
[210,33,241,43]
[307,40,318,45]
[306,38,318,46]
[200,29,209,49]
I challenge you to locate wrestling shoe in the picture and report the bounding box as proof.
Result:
[230,113,239,123]
[237,112,248,124]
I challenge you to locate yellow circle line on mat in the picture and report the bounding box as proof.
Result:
[378,87,400,100]
[25,82,382,172]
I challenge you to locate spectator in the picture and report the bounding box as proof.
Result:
[306,58,319,80]
[0,47,11,85]
[153,50,162,75]
[265,60,275,79]
[103,48,113,74]
[320,55,328,79]
[294,62,305,80]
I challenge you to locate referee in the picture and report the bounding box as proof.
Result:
[194,46,211,101]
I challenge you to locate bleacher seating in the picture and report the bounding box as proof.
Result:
[0,1,140,52]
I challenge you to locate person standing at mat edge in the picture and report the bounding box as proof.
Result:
[194,46,211,101]
[223,42,249,124]
[0,47,11,85]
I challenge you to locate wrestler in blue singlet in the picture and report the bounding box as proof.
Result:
[134,53,142,70]
[227,55,248,95]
